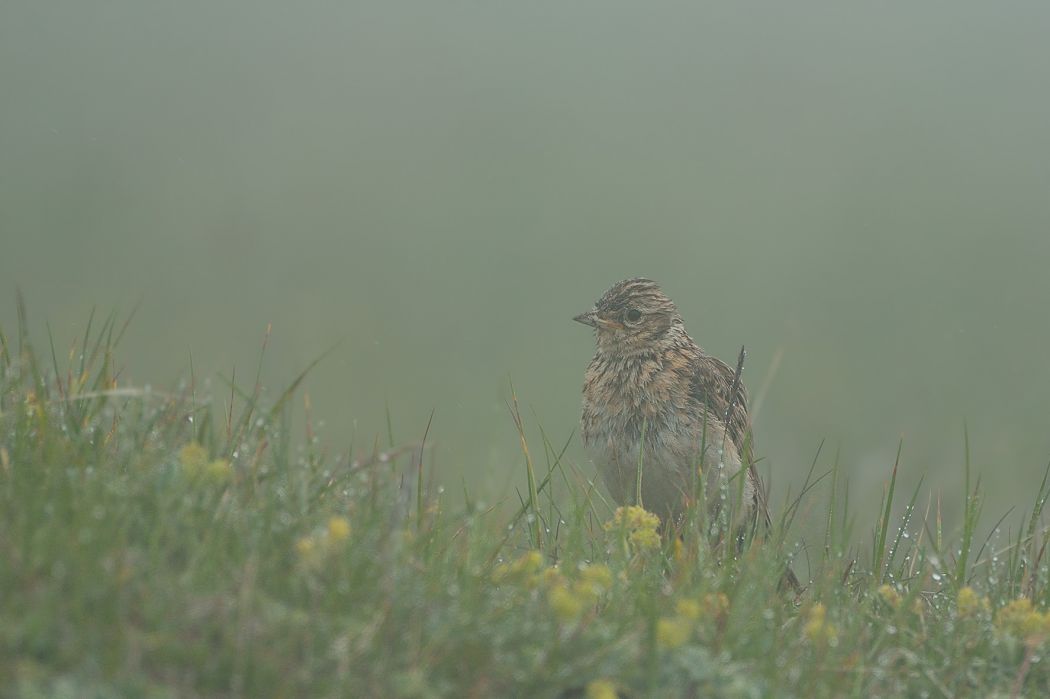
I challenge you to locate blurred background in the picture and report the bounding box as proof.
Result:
[3,1,1048,534]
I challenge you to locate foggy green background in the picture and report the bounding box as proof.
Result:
[3,2,1048,530]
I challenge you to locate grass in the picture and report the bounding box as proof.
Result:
[2,307,1050,698]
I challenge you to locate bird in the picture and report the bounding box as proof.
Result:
[575,278,798,588]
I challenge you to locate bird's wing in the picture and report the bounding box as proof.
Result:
[688,352,769,527]
[688,350,801,592]
[687,354,751,457]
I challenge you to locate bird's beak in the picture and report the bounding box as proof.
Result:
[573,310,598,328]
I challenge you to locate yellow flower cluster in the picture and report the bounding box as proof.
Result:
[491,550,545,587]
[327,515,352,542]
[178,442,232,483]
[877,584,901,609]
[548,585,585,623]
[295,535,319,562]
[491,552,616,624]
[675,598,702,621]
[604,506,662,551]
[803,602,838,647]
[874,584,926,615]
[995,598,1050,642]
[179,441,207,469]
[656,616,692,649]
[585,679,619,699]
[295,515,353,568]
[547,563,615,624]
[956,586,991,619]
[653,593,730,650]
[577,563,615,597]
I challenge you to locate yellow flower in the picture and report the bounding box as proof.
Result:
[549,585,585,623]
[630,528,661,550]
[605,506,662,551]
[179,441,209,476]
[655,596,711,648]
[295,536,315,556]
[956,586,989,619]
[995,598,1050,642]
[519,550,544,573]
[804,602,838,647]
[327,516,351,543]
[205,458,232,483]
[492,550,545,585]
[295,535,321,568]
[676,598,702,621]
[656,616,692,648]
[579,562,613,583]
[877,584,901,609]
[606,505,659,531]
[578,564,613,593]
[957,587,979,617]
[586,679,619,699]
[580,563,613,588]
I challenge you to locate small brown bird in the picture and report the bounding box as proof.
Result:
[575,278,793,585]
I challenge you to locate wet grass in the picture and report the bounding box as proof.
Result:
[2,307,1050,698]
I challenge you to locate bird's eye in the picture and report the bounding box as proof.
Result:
[625,308,642,323]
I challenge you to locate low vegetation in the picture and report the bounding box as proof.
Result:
[2,304,1049,697]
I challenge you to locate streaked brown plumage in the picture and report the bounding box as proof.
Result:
[575,278,796,587]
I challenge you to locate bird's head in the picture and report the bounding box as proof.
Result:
[574,278,682,356]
